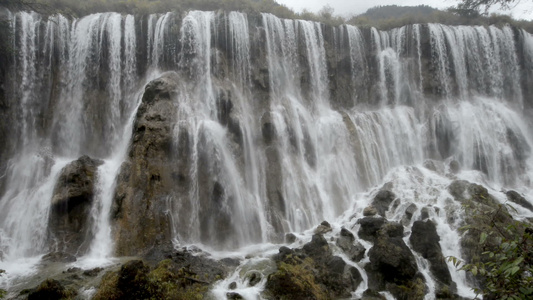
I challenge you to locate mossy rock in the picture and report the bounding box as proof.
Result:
[27,279,77,300]
[93,259,212,300]
[265,255,328,300]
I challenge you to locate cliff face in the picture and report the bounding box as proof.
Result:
[0,10,532,261]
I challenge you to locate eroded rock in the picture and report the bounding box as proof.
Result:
[410,220,454,294]
[48,155,103,255]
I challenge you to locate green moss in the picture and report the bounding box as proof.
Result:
[396,278,426,300]
[266,255,328,300]
[93,259,214,300]
[93,271,122,300]
[147,259,208,300]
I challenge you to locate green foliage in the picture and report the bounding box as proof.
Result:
[454,0,520,15]
[448,203,533,299]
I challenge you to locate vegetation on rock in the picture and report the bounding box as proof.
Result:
[93,259,212,300]
[27,279,77,300]
[448,192,533,299]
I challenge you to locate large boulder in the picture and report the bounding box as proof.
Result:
[112,72,182,256]
[367,222,424,299]
[94,250,228,300]
[27,279,77,300]
[48,155,103,255]
[266,234,362,299]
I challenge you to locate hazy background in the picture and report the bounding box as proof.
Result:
[276,0,533,20]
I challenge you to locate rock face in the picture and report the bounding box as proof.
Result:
[48,155,103,255]
[410,220,455,296]
[372,185,397,217]
[265,234,362,299]
[448,180,514,264]
[365,221,425,300]
[112,72,184,256]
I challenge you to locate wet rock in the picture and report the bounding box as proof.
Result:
[336,228,366,262]
[246,271,261,286]
[363,205,378,216]
[48,155,103,255]
[65,267,81,273]
[94,253,225,300]
[83,267,103,277]
[372,187,396,217]
[402,203,418,226]
[449,160,460,174]
[267,233,362,299]
[228,281,237,290]
[302,234,332,262]
[220,257,241,268]
[362,289,387,300]
[357,217,387,241]
[314,220,333,234]
[367,221,422,299]
[420,207,430,220]
[285,232,297,243]
[116,260,151,299]
[42,252,76,263]
[410,220,454,289]
[424,159,444,173]
[227,292,244,299]
[28,279,76,300]
[506,190,533,211]
[448,180,500,207]
[112,72,181,256]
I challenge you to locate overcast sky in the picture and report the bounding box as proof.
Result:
[276,0,533,20]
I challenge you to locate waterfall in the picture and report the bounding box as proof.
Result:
[1,10,533,298]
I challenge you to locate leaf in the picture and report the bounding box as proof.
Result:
[480,232,488,244]
[471,266,478,276]
[512,257,524,266]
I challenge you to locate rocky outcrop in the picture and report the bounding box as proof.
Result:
[112,72,181,256]
[27,279,77,300]
[410,220,455,297]
[448,180,514,263]
[265,234,362,299]
[94,249,229,300]
[363,220,425,300]
[48,155,103,255]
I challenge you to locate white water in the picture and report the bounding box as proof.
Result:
[1,10,533,298]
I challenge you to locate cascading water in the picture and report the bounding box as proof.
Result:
[0,11,144,286]
[1,8,533,299]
